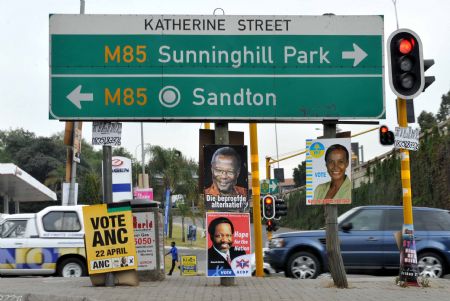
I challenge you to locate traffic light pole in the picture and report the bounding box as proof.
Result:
[249,123,265,277]
[397,98,419,286]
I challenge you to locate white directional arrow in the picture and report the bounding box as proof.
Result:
[342,43,368,67]
[67,85,93,109]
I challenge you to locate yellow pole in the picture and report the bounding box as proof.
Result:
[397,98,413,224]
[265,157,271,180]
[249,123,264,277]
[204,123,211,129]
[397,97,419,285]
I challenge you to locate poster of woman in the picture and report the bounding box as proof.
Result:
[306,138,352,205]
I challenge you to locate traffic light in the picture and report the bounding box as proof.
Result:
[266,219,279,232]
[262,195,275,219]
[274,198,287,218]
[379,125,395,145]
[387,29,424,99]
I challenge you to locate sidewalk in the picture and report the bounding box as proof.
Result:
[1,275,449,301]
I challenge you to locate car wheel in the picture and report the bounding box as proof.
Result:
[286,251,320,279]
[57,258,87,277]
[417,252,444,278]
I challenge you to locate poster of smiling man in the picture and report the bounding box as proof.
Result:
[206,212,251,277]
[203,145,248,211]
[306,138,352,205]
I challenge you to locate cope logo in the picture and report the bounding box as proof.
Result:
[309,142,325,158]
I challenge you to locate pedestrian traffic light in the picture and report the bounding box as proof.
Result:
[379,125,395,145]
[262,195,275,219]
[274,198,287,218]
[387,29,424,99]
[266,219,279,232]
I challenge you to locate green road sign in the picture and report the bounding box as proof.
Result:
[260,179,279,195]
[49,15,385,121]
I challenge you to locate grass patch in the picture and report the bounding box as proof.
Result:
[163,223,206,249]
[163,223,205,274]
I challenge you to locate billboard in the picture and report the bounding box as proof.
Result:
[111,156,133,202]
[206,212,251,277]
[306,138,352,205]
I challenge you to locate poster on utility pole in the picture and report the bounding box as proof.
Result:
[306,138,352,205]
[203,145,248,211]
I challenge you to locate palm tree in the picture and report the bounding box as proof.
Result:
[146,145,198,238]
[177,203,190,242]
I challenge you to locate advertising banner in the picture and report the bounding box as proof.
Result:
[133,188,154,201]
[111,156,133,202]
[206,212,251,277]
[306,138,352,205]
[203,145,248,211]
[180,255,197,276]
[133,211,156,271]
[399,224,419,284]
[82,203,137,274]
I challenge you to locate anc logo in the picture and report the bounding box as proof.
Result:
[309,142,325,158]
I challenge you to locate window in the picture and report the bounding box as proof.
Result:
[0,220,28,238]
[42,211,81,232]
[419,210,450,231]
[384,209,403,231]
[347,209,383,231]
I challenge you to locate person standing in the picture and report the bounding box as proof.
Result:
[165,241,178,276]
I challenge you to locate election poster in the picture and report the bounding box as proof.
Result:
[306,138,352,205]
[206,212,251,277]
[203,145,248,211]
[82,203,137,274]
[180,255,197,276]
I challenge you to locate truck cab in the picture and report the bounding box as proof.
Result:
[0,205,87,277]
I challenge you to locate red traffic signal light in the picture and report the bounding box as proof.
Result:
[379,125,395,145]
[399,38,414,54]
[387,29,424,99]
[262,195,275,219]
[266,219,279,232]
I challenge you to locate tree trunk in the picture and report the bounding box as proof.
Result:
[323,122,348,288]
[182,216,185,242]
[325,204,348,288]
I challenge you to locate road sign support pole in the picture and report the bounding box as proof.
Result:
[250,123,264,277]
[214,122,235,286]
[265,157,271,180]
[397,97,419,286]
[323,122,348,288]
[102,145,115,287]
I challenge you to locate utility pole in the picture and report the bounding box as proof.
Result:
[214,122,234,286]
[323,122,348,288]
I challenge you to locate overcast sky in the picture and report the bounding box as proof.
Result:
[1,0,449,180]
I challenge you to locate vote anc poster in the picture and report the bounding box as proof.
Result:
[206,212,251,277]
[82,203,137,274]
[306,138,352,205]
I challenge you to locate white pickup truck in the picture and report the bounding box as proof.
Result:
[0,205,87,277]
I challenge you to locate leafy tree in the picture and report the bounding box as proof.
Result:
[436,91,450,123]
[146,145,198,238]
[292,161,306,187]
[417,111,437,131]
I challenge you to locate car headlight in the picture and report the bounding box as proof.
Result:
[270,238,285,248]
